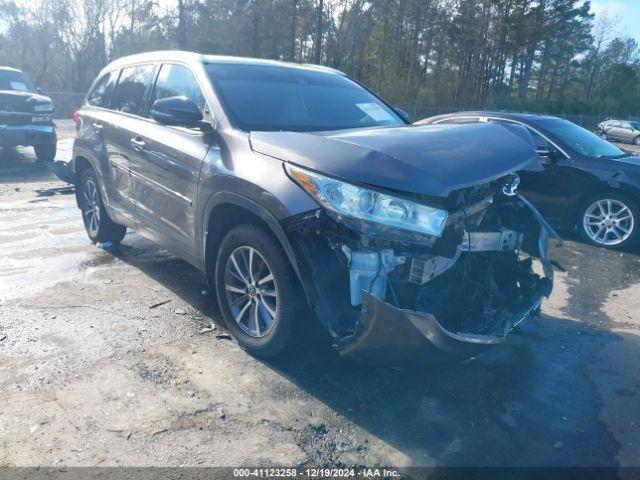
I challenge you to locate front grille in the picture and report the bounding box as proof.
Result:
[450,178,505,206]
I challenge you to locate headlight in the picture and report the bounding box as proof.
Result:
[286,164,448,237]
[33,102,53,113]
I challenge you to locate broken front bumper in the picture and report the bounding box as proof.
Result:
[288,189,561,364]
[335,195,559,363]
[337,280,549,364]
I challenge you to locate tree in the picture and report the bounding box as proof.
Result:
[0,0,637,117]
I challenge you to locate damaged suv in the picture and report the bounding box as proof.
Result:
[73,52,559,362]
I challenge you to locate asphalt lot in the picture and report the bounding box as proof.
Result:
[0,122,639,472]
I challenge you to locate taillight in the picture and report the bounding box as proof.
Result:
[71,110,80,123]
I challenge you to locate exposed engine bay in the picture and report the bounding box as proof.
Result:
[284,174,560,363]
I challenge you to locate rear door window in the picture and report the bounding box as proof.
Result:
[111,64,155,115]
[87,71,119,108]
[150,64,206,113]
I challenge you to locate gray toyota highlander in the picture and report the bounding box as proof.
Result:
[71,51,560,364]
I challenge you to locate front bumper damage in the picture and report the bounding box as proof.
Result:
[285,182,561,364]
[336,287,545,364]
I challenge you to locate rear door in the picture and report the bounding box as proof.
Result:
[130,63,210,260]
[104,64,157,228]
[78,69,140,227]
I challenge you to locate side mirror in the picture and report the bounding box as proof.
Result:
[151,96,204,128]
[394,107,410,122]
[536,145,559,162]
[536,146,551,157]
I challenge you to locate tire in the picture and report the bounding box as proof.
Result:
[578,193,639,249]
[34,140,56,163]
[599,131,608,141]
[79,167,127,244]
[214,224,303,357]
[634,136,640,146]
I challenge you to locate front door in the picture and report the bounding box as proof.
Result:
[129,63,211,261]
[488,119,578,224]
[619,122,634,143]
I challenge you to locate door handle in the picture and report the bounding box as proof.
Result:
[91,122,103,131]
[130,137,146,151]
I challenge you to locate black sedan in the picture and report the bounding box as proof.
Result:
[419,112,640,249]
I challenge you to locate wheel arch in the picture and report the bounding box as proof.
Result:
[202,192,306,301]
[72,155,93,209]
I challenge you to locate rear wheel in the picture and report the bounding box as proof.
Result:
[579,193,638,249]
[34,140,56,163]
[214,224,303,357]
[79,167,127,244]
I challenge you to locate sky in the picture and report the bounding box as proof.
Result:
[589,0,640,43]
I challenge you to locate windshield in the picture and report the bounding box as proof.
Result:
[541,118,626,158]
[0,69,35,92]
[206,63,404,132]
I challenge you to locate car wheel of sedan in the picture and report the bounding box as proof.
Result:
[599,131,608,140]
[634,136,640,146]
[79,168,127,244]
[579,194,638,249]
[214,224,302,358]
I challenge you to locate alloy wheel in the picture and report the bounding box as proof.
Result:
[583,198,634,246]
[224,246,278,338]
[82,178,101,236]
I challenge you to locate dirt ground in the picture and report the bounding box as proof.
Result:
[0,122,639,471]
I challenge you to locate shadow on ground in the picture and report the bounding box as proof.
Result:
[105,232,640,470]
[0,147,62,184]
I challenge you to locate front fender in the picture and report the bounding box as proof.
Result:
[201,191,307,296]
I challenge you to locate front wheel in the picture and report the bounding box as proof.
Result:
[599,131,608,141]
[79,168,127,244]
[634,136,640,146]
[579,194,638,249]
[214,224,303,357]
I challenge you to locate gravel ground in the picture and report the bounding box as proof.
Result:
[0,121,639,471]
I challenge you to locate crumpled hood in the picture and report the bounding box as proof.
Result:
[0,90,52,113]
[250,122,540,198]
